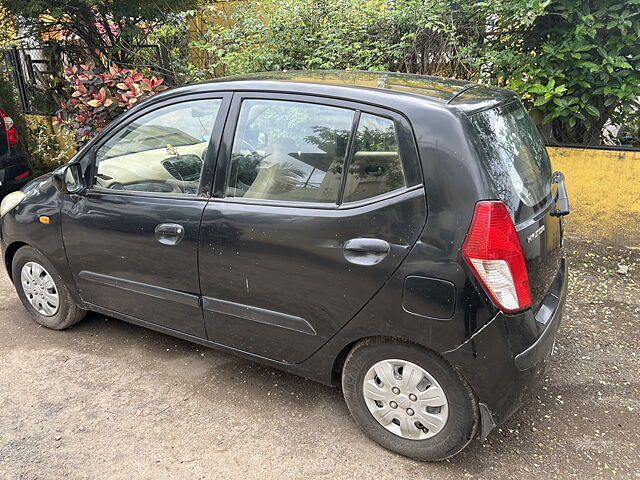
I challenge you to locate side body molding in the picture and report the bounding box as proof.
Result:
[79,271,315,336]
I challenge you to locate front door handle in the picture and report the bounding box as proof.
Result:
[343,238,390,265]
[155,223,185,245]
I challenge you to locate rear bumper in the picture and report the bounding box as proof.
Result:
[444,257,568,435]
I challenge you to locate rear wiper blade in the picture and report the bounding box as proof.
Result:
[551,171,570,217]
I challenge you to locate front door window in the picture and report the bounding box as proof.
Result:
[95,99,222,195]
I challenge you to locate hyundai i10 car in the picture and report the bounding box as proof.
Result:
[0,71,570,461]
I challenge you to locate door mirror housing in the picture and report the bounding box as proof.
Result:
[52,163,84,194]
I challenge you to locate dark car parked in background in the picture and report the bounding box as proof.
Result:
[0,71,569,461]
[0,108,32,197]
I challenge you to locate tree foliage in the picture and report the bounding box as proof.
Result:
[2,0,637,145]
[1,0,197,63]
[192,0,488,79]
[488,0,640,144]
[185,0,638,145]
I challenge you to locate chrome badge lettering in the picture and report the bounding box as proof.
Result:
[526,225,546,243]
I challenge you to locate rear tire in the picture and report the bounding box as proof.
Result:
[341,338,478,461]
[12,246,86,330]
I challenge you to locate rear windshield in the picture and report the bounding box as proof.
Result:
[470,101,552,222]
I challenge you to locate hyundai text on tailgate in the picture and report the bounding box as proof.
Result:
[0,71,569,461]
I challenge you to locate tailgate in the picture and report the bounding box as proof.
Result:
[516,198,563,308]
[469,100,566,310]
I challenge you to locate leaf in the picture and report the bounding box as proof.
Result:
[528,83,548,95]
[86,99,101,107]
[585,105,600,117]
[534,96,550,106]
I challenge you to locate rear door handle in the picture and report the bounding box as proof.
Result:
[344,238,390,253]
[343,238,390,265]
[155,223,185,245]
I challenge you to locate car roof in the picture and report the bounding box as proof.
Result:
[157,70,518,115]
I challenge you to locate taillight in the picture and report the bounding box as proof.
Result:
[0,109,19,146]
[462,201,532,313]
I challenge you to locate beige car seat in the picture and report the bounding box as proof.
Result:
[244,137,300,200]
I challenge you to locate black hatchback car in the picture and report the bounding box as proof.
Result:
[0,108,32,197]
[0,71,569,461]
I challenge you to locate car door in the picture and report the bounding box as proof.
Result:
[62,93,231,337]
[199,93,427,363]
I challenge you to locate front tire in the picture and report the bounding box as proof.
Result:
[341,338,478,461]
[12,246,86,330]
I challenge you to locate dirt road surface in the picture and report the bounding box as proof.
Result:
[1,238,638,479]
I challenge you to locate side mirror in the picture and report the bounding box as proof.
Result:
[52,163,83,194]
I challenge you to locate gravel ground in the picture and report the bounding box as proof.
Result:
[0,237,638,479]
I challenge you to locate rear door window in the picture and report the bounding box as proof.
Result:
[226,99,354,203]
[470,101,552,221]
[343,113,406,203]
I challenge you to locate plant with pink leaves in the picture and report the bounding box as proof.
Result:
[54,63,168,148]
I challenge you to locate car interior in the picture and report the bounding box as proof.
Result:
[94,100,219,195]
[227,101,406,204]
[91,98,405,202]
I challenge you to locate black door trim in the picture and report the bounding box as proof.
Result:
[202,296,317,336]
[78,271,200,308]
[78,270,316,336]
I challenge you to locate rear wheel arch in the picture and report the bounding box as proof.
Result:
[332,335,446,386]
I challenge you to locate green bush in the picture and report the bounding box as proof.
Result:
[182,0,638,146]
[25,119,69,176]
[189,0,494,79]
[488,0,640,145]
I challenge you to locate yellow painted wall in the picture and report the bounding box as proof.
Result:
[548,146,640,246]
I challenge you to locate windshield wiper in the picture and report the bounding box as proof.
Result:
[551,171,570,217]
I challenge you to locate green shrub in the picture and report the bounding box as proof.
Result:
[25,119,70,176]
[182,0,638,146]
[488,0,640,145]
[190,0,487,80]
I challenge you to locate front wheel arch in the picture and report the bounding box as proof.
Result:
[3,240,28,281]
